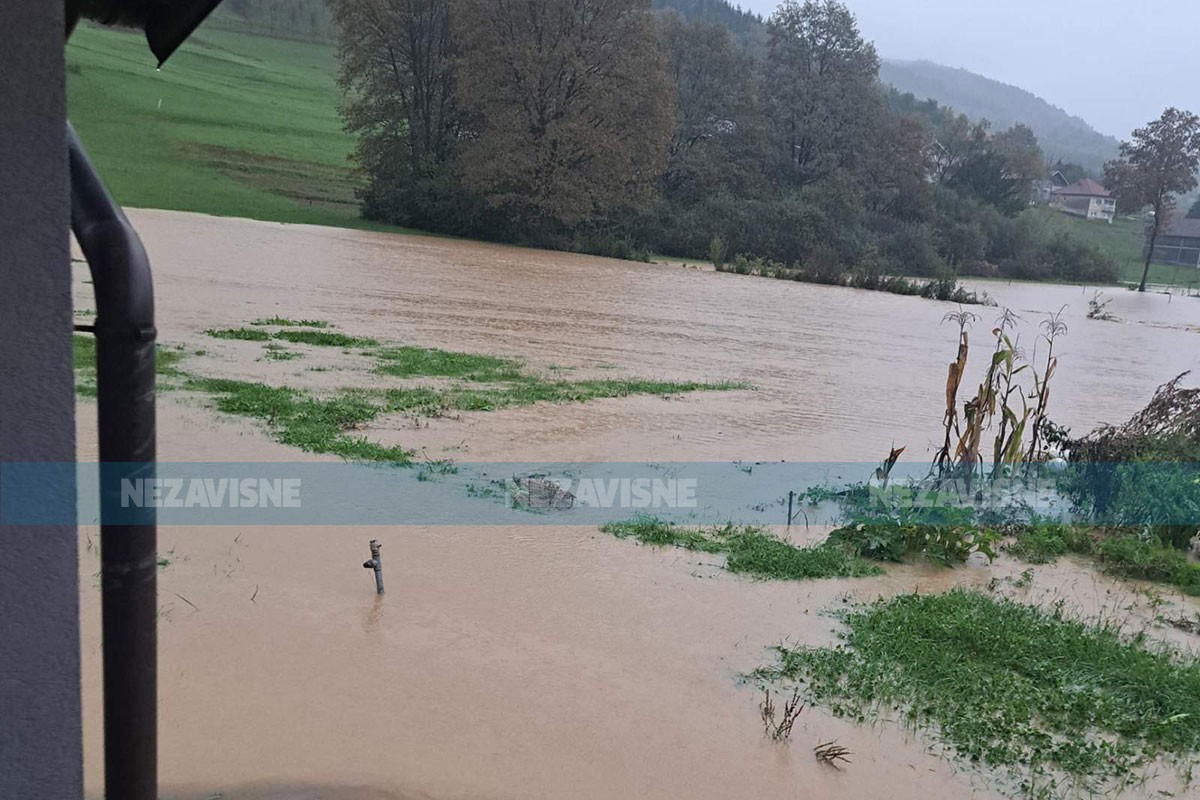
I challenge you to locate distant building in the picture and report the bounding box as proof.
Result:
[1051,178,1117,223]
[1147,215,1200,269]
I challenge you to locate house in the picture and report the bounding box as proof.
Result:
[1148,214,1200,269]
[1034,170,1074,204]
[1051,178,1117,223]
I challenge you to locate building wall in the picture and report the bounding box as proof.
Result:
[0,0,82,797]
[1152,236,1200,268]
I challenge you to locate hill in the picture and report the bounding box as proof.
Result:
[64,23,404,232]
[879,59,1119,172]
[655,0,1118,172]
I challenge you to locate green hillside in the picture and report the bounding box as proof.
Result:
[880,60,1119,172]
[65,23,403,232]
[1022,208,1200,289]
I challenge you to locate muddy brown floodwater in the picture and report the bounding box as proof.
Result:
[75,210,1200,800]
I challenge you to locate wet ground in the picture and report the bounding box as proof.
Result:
[75,210,1200,799]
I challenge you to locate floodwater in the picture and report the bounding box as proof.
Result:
[75,210,1200,799]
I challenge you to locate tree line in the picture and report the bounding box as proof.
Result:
[329,0,1118,284]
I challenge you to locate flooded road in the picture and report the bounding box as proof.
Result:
[75,210,1200,799]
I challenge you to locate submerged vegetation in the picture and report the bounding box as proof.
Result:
[756,590,1200,797]
[79,325,745,463]
[600,516,882,581]
[715,253,991,305]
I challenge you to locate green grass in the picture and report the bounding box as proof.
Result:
[206,327,271,341]
[66,24,413,232]
[1005,522,1200,596]
[374,347,524,381]
[205,327,376,347]
[78,320,744,462]
[263,343,301,361]
[187,377,413,463]
[272,330,378,348]
[757,590,1200,796]
[1003,519,1093,565]
[1023,207,1200,289]
[250,317,330,328]
[74,334,186,396]
[1094,535,1200,595]
[600,516,882,581]
[381,379,746,417]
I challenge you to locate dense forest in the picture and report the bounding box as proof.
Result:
[328,0,1115,284]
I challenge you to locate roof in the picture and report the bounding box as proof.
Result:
[1163,214,1200,239]
[1053,178,1112,198]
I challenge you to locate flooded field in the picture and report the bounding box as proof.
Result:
[76,210,1200,799]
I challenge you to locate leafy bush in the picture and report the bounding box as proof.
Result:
[827,506,999,565]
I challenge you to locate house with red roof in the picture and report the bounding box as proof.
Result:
[1051,178,1117,223]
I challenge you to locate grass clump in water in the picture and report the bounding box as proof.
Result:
[375,346,524,381]
[757,589,1200,795]
[1004,518,1094,565]
[206,327,271,341]
[273,329,378,348]
[1094,534,1200,595]
[187,377,411,463]
[600,516,882,581]
[263,343,301,362]
[250,317,330,328]
[383,378,747,417]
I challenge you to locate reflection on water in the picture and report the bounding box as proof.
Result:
[74,211,1200,800]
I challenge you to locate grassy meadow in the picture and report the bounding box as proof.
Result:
[1023,206,1200,289]
[65,23,406,232]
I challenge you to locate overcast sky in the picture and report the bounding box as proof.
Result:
[740,0,1196,139]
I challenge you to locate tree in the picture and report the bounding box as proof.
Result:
[656,12,761,203]
[1188,196,1200,219]
[1104,108,1200,291]
[329,0,460,227]
[929,112,988,185]
[453,0,673,229]
[947,124,1044,216]
[761,0,881,188]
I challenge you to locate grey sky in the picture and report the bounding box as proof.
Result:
[741,0,1196,139]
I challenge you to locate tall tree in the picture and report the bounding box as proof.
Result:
[453,0,673,229]
[1104,108,1200,291]
[656,11,761,203]
[761,0,881,188]
[947,123,1044,215]
[329,0,458,225]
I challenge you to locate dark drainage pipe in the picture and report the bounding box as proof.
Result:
[69,123,157,800]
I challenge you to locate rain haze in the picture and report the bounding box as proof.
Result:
[743,0,1197,138]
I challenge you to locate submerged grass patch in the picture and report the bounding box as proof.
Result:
[206,327,271,342]
[1004,522,1200,596]
[187,377,412,463]
[374,346,524,381]
[600,516,882,581]
[79,324,744,463]
[383,378,746,417]
[757,589,1200,796]
[273,329,379,348]
[206,327,376,348]
[250,317,330,328]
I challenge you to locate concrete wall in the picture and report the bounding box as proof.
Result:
[0,0,82,797]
